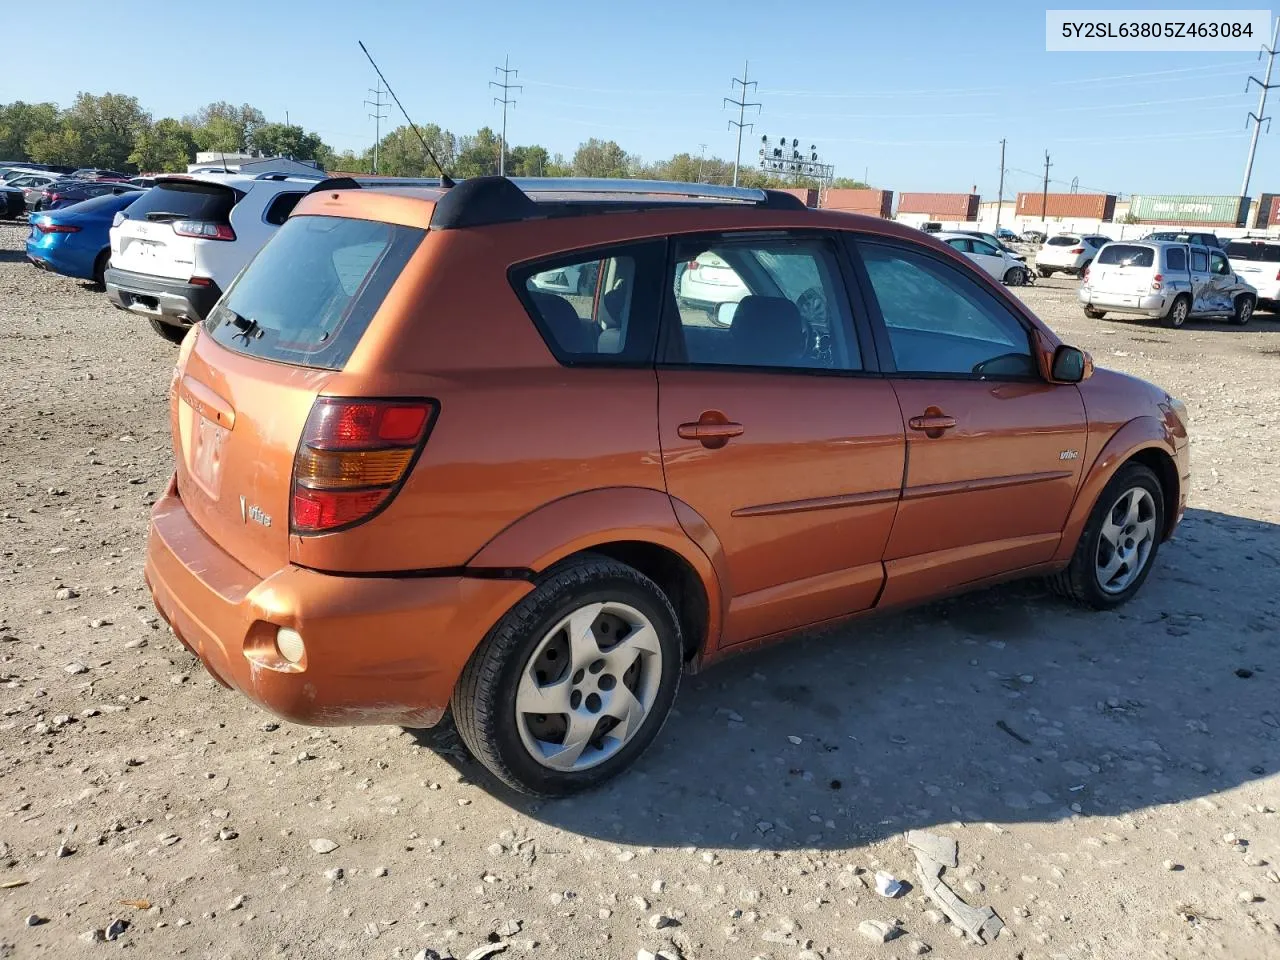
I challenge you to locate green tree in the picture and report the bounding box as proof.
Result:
[829,177,870,189]
[25,125,85,166]
[371,124,456,177]
[0,101,61,160]
[572,138,631,178]
[545,152,572,177]
[185,101,267,153]
[455,126,501,178]
[507,144,550,177]
[62,92,151,169]
[250,122,325,161]
[129,118,198,172]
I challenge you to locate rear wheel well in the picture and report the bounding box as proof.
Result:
[1127,448,1179,539]
[568,542,709,663]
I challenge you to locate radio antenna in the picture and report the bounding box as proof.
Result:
[358,41,455,186]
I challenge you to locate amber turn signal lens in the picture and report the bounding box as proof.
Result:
[294,447,414,490]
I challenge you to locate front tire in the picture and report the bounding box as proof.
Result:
[1083,306,1106,320]
[452,555,683,797]
[1050,462,1164,610]
[1003,267,1022,286]
[1163,294,1190,329]
[1038,267,1054,278]
[1231,294,1255,326]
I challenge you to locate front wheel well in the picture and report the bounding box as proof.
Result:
[1126,448,1179,539]
[563,541,709,663]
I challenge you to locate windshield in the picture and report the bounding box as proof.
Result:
[204,215,424,370]
[1227,241,1280,262]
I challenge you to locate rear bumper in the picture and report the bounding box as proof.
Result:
[1079,287,1169,318]
[144,477,533,727]
[105,268,222,324]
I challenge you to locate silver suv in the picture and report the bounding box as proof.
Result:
[1078,240,1257,328]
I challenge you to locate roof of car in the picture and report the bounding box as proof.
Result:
[152,171,324,190]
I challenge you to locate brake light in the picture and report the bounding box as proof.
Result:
[112,211,127,227]
[172,220,235,241]
[188,277,213,287]
[36,222,81,234]
[1081,265,1090,282]
[291,398,438,534]
[686,260,699,271]
[1275,268,1280,281]
[1151,273,1163,291]
[1070,247,1085,254]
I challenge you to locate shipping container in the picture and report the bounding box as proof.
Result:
[1129,194,1249,227]
[1015,192,1116,221]
[897,192,979,220]
[774,187,818,208]
[1259,192,1280,227]
[821,188,892,218]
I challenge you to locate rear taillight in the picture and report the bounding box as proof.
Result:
[1275,268,1280,281]
[290,398,438,534]
[1070,247,1085,254]
[172,220,235,241]
[188,277,213,287]
[37,223,81,234]
[1151,273,1163,291]
[112,211,127,227]
[1081,265,1090,282]
[686,260,699,271]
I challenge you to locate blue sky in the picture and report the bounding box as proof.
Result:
[6,1,1274,197]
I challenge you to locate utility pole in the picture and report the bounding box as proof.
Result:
[1242,17,1280,199]
[1041,150,1052,232]
[364,81,387,175]
[993,138,1006,237]
[723,61,760,188]
[491,55,521,177]
[697,143,707,182]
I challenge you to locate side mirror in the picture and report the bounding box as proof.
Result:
[1051,344,1092,383]
[715,301,738,327]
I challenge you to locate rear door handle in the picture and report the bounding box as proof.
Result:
[677,421,744,440]
[907,415,957,431]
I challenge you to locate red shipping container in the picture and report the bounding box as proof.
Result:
[1015,192,1116,220]
[821,188,892,218]
[774,187,818,208]
[897,192,979,220]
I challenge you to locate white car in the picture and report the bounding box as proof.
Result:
[1225,238,1280,310]
[1036,233,1111,278]
[677,251,750,322]
[105,171,321,342]
[936,232,1029,285]
[529,261,599,296]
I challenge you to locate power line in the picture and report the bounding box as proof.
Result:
[491,55,521,177]
[364,81,387,175]
[994,139,1007,237]
[1242,18,1279,198]
[1041,150,1052,230]
[724,60,760,188]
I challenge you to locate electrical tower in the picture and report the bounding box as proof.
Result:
[364,81,388,174]
[1041,150,1052,230]
[994,139,1006,238]
[724,61,760,188]
[491,55,522,177]
[1242,18,1280,199]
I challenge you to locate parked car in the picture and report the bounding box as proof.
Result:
[1142,230,1225,250]
[0,183,26,219]
[70,168,130,182]
[676,250,750,321]
[994,226,1020,243]
[144,175,1190,797]
[919,221,943,233]
[26,190,143,286]
[937,231,1029,284]
[954,229,1019,254]
[1035,233,1111,277]
[0,162,75,177]
[1,166,54,184]
[6,173,61,209]
[35,179,143,211]
[1225,237,1280,310]
[105,171,320,341]
[1020,229,1047,244]
[1079,240,1257,327]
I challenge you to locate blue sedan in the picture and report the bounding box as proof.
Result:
[26,191,143,286]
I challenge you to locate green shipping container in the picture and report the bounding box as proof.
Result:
[1129,194,1249,227]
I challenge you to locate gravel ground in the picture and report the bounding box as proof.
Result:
[1,220,1279,960]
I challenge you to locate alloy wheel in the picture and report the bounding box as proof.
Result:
[1095,487,1158,594]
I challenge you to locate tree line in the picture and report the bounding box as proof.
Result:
[0,92,867,191]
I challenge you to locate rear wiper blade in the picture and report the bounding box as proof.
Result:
[227,310,263,340]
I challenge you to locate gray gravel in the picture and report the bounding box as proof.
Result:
[1,221,1278,958]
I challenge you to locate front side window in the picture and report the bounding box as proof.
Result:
[969,238,999,257]
[857,241,1036,379]
[512,241,664,364]
[1209,250,1231,276]
[944,238,972,253]
[1190,249,1209,272]
[667,235,860,372]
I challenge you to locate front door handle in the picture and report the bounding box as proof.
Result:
[677,414,744,449]
[908,408,957,438]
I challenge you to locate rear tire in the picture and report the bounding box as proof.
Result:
[1038,267,1054,278]
[1050,462,1164,610]
[1231,294,1255,326]
[148,319,188,345]
[91,250,110,289]
[451,555,683,797]
[1163,294,1190,329]
[1083,306,1106,320]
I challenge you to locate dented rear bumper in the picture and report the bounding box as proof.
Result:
[144,476,532,727]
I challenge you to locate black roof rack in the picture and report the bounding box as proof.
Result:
[304,174,808,226]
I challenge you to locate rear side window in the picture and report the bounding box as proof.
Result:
[264,191,305,226]
[204,216,423,370]
[1164,247,1187,271]
[511,241,665,364]
[124,180,239,223]
[1047,236,1078,246]
[1097,244,1154,267]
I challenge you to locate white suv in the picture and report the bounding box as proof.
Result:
[1036,233,1111,278]
[1225,238,1280,310]
[105,171,320,342]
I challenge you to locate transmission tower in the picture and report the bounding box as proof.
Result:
[364,81,388,174]
[491,55,522,177]
[1242,18,1280,199]
[724,61,761,187]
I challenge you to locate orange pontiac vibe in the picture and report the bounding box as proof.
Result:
[145,176,1190,796]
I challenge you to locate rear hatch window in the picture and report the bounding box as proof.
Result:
[203,215,424,370]
[123,179,239,224]
[1096,244,1154,267]
[1046,236,1079,246]
[1227,241,1280,262]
